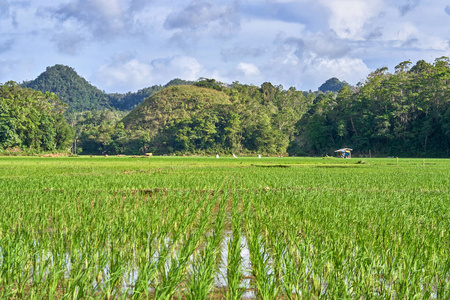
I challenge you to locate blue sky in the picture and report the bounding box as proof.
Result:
[1,0,449,93]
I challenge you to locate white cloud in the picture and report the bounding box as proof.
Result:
[318,0,384,40]
[96,58,152,91]
[46,0,157,42]
[164,0,241,45]
[422,36,449,51]
[0,58,35,83]
[279,31,352,59]
[1,0,450,93]
[241,18,305,42]
[302,55,370,88]
[95,55,203,92]
[238,62,260,77]
[383,22,418,43]
[151,56,203,81]
[257,34,371,90]
[92,0,122,18]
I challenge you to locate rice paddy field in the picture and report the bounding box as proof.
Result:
[0,155,449,299]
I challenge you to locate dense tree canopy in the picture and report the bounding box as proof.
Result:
[0,81,73,151]
[22,65,110,113]
[3,59,450,157]
[291,58,450,157]
[118,83,310,155]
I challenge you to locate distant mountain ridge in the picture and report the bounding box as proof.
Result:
[318,77,350,93]
[21,64,341,114]
[21,65,194,113]
[22,65,109,113]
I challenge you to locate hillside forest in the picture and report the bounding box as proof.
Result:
[1,58,449,157]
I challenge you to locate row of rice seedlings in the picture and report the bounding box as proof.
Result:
[74,191,176,298]
[152,191,217,299]
[0,187,192,298]
[242,185,450,299]
[250,190,302,299]
[185,191,227,299]
[248,189,314,299]
[225,191,245,299]
[0,160,236,298]
[243,191,280,300]
[129,192,184,299]
[315,190,446,297]
[1,157,449,297]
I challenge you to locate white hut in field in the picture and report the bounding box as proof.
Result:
[335,148,352,158]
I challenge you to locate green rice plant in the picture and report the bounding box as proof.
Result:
[131,238,158,299]
[153,192,213,299]
[0,156,449,298]
[185,191,227,299]
[244,201,280,300]
[225,192,245,300]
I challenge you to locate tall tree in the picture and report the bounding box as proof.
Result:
[0,81,73,151]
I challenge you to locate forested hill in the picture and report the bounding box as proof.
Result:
[318,77,351,93]
[117,82,311,154]
[22,65,109,113]
[21,65,194,113]
[3,58,449,157]
[291,58,450,157]
[108,78,194,111]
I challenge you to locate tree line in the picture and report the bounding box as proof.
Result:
[1,58,449,157]
[291,58,450,157]
[0,82,73,152]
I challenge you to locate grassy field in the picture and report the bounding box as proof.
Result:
[0,156,449,299]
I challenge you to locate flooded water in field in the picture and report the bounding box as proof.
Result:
[4,233,442,299]
[214,232,254,298]
[111,231,256,297]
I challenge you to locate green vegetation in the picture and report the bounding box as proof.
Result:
[22,65,194,113]
[2,57,450,156]
[109,79,194,111]
[0,156,449,298]
[0,82,73,152]
[121,83,309,155]
[318,77,350,93]
[293,58,450,157]
[22,65,110,113]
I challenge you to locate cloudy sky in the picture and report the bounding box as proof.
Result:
[1,0,450,93]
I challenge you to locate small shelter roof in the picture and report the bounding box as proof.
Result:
[335,148,353,152]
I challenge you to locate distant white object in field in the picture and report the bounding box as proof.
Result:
[216,154,219,158]
[232,153,237,158]
[258,154,261,158]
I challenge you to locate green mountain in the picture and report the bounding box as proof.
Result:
[108,78,194,111]
[22,65,194,113]
[122,85,230,129]
[318,77,350,93]
[118,82,310,155]
[22,65,110,113]
[121,85,231,153]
